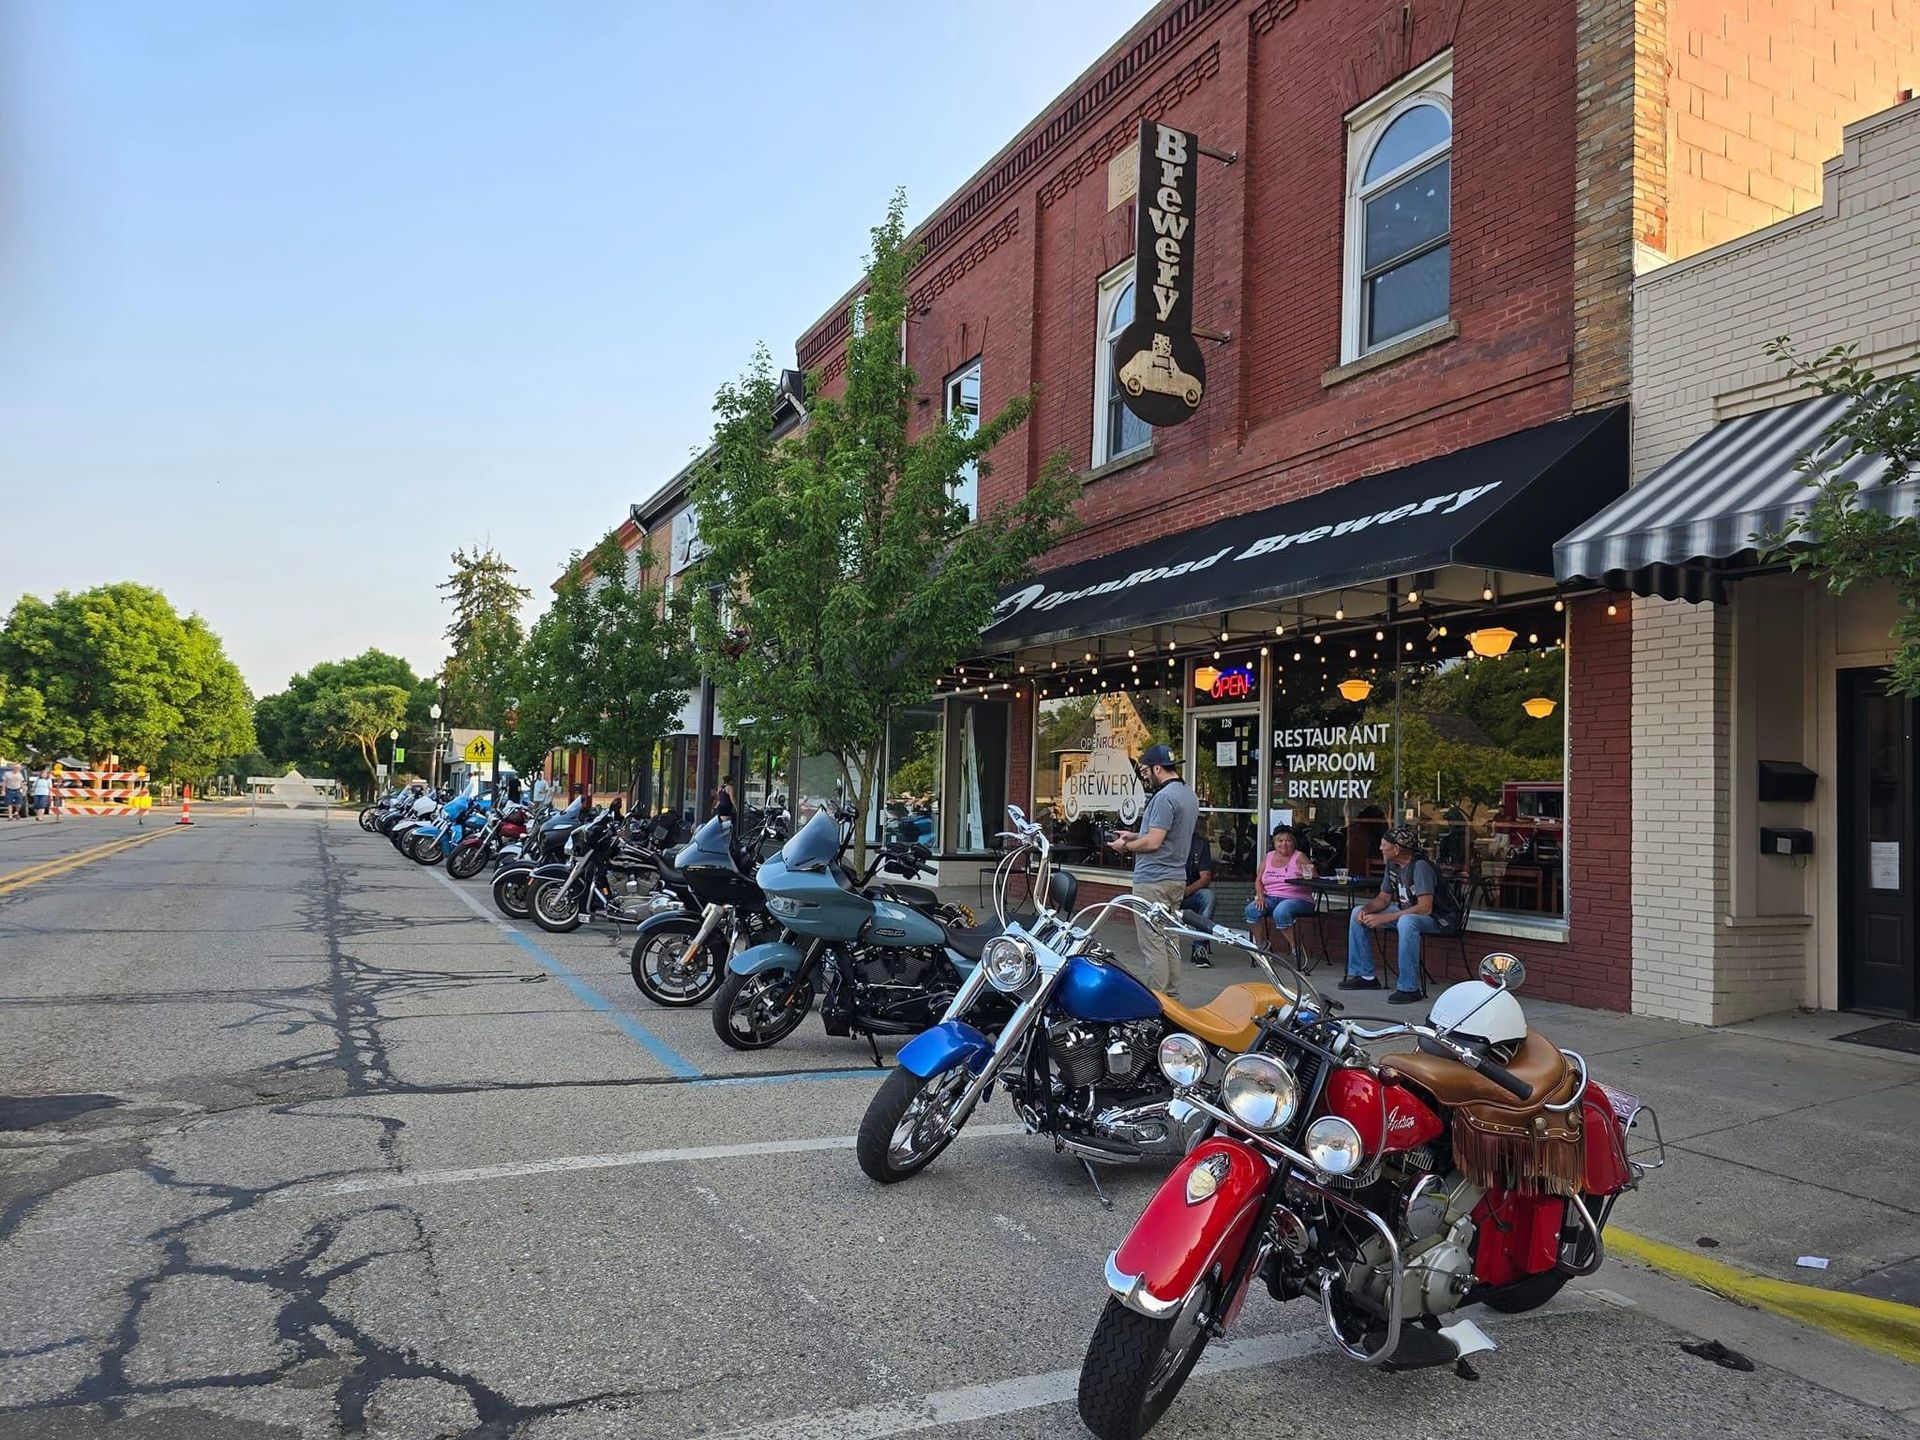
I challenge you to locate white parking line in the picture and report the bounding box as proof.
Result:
[272,1125,1030,1201]
[701,1330,1322,1440]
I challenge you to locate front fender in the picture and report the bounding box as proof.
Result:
[897,1020,994,1079]
[729,940,803,977]
[528,862,571,882]
[631,909,698,941]
[1105,1138,1270,1319]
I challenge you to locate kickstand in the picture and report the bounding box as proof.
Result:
[865,1031,885,1069]
[1080,1157,1114,1210]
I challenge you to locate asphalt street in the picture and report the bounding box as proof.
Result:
[1,810,1916,1438]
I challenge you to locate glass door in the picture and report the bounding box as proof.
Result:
[1189,709,1261,882]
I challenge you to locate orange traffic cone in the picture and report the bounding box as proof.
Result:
[176,784,193,826]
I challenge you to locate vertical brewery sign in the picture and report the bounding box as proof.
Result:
[1115,118,1205,426]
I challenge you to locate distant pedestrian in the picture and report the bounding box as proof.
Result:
[531,773,550,806]
[30,770,52,820]
[1106,743,1197,999]
[713,780,735,822]
[2,766,22,819]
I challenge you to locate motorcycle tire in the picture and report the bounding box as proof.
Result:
[358,806,378,832]
[711,968,813,1050]
[530,882,584,934]
[446,844,489,881]
[408,832,445,866]
[1077,1281,1218,1440]
[855,1065,969,1184]
[492,870,535,920]
[631,921,728,1007]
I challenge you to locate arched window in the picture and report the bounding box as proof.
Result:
[1344,56,1453,360]
[1093,265,1152,465]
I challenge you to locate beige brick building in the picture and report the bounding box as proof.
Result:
[1566,96,1920,1024]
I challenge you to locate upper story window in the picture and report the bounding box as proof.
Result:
[945,358,982,520]
[1344,53,1453,362]
[1093,263,1153,466]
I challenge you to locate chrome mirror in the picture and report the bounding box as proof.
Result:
[1478,952,1526,990]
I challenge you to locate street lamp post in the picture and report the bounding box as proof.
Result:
[429,703,443,790]
[389,728,399,788]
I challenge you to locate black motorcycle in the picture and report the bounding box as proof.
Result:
[490,797,591,919]
[628,808,791,1007]
[525,801,664,934]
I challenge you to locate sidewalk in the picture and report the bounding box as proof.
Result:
[940,870,1920,1309]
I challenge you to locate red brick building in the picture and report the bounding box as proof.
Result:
[789,0,1913,1011]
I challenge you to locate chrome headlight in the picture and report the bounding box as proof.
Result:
[1304,1115,1365,1176]
[1220,1053,1299,1133]
[1157,1032,1208,1089]
[766,896,799,918]
[982,935,1038,993]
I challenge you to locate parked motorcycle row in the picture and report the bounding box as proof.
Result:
[362,786,1666,1440]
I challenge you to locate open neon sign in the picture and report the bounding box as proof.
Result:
[1193,663,1257,701]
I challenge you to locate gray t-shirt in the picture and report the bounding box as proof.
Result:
[1133,779,1198,886]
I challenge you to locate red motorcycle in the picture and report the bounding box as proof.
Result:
[446,804,528,881]
[1076,953,1662,1440]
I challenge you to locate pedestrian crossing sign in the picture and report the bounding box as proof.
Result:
[463,734,494,765]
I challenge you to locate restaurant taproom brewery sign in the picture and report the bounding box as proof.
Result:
[1275,723,1390,802]
[1116,119,1206,426]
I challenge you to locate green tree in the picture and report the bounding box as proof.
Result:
[437,546,529,729]
[0,583,255,779]
[1762,338,1920,695]
[255,649,425,794]
[511,532,691,796]
[690,193,1081,861]
[314,684,412,795]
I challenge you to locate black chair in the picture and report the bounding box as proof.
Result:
[1429,873,1476,982]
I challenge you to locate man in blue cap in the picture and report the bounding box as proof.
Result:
[1108,742,1197,998]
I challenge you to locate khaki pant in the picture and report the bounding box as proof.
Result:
[1130,877,1189,999]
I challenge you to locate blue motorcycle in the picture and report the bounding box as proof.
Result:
[855,806,1304,1194]
[407,788,490,867]
[711,803,993,1059]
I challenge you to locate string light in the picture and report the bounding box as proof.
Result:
[1335,592,1345,622]
[1166,640,1176,651]
[1126,648,1135,658]
[1482,572,1495,603]
[1312,633,1323,645]
[1606,602,1619,617]
[1017,664,1026,673]
[1212,649,1221,660]
[1260,645,1269,656]
[1552,597,1565,613]
[1436,624,1448,637]
[1406,589,1420,605]
[1405,640,1415,651]
[1348,648,1358,659]
[1274,623,1284,636]
[1292,651,1302,662]
[1374,629,1385,642]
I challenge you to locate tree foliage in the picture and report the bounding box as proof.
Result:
[690,193,1082,859]
[511,532,691,790]
[0,583,255,782]
[437,546,529,730]
[255,649,425,796]
[1762,338,1920,696]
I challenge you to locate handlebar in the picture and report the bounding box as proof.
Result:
[1339,1018,1538,1102]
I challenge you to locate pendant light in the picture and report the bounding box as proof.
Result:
[1337,678,1373,703]
[1466,626,1518,658]
[1522,696,1557,719]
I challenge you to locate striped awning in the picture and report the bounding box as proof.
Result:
[1554,394,1917,602]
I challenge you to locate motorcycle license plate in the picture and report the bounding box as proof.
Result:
[1607,1088,1639,1124]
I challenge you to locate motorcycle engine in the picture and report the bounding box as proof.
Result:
[1346,1170,1485,1320]
[1050,1022,1159,1092]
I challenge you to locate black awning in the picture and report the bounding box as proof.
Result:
[1555,395,1917,603]
[982,406,1627,651]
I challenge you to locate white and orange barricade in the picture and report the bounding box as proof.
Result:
[50,770,152,816]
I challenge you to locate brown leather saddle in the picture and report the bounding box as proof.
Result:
[1381,1030,1586,1195]
[1154,983,1290,1053]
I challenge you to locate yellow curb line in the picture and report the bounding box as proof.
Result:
[1611,1229,1920,1365]
[0,827,182,895]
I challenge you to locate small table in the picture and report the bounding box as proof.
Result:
[1300,876,1378,971]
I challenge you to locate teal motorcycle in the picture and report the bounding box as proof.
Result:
[710,804,1006,1058]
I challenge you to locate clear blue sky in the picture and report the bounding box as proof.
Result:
[0,0,1153,695]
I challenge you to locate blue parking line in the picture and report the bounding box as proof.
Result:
[691,1069,883,1089]
[501,929,701,1079]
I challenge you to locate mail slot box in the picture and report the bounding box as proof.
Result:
[1757,760,1817,804]
[1760,826,1813,856]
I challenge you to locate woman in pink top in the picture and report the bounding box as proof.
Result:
[1243,825,1317,959]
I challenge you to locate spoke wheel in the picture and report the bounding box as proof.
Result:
[492,871,534,920]
[631,924,727,1007]
[531,881,584,933]
[712,968,813,1050]
[856,1066,969,1184]
[1077,1277,1219,1440]
[446,844,488,880]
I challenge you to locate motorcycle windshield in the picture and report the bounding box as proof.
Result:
[676,816,737,872]
[780,809,840,873]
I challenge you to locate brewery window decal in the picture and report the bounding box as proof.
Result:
[1116,119,1206,427]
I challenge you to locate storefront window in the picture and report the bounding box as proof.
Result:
[1034,683,1181,869]
[876,704,942,849]
[1272,625,1567,921]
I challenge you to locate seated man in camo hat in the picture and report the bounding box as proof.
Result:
[1340,824,1457,1005]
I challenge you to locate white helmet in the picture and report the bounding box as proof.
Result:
[1427,980,1527,1048]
